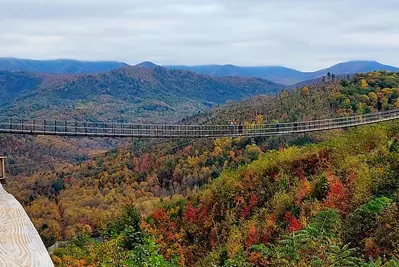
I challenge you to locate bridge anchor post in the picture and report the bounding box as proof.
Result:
[0,157,6,184]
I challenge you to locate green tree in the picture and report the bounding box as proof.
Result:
[104,205,144,250]
[125,236,178,267]
[325,244,360,266]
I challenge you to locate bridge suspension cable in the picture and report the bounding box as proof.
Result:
[0,109,398,138]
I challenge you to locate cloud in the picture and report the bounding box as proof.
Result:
[0,0,398,70]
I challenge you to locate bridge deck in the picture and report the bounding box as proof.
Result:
[0,185,53,267]
[1,110,398,138]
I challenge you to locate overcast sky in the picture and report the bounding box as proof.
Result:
[0,0,398,71]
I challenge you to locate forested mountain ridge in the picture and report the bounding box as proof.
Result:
[0,66,283,123]
[315,60,399,76]
[5,71,399,266]
[2,57,398,86]
[166,60,399,85]
[165,64,307,85]
[0,58,127,74]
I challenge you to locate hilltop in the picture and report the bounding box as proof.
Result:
[0,58,127,74]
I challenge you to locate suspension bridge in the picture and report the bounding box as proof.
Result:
[1,109,399,138]
[0,109,399,267]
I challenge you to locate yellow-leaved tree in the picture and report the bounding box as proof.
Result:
[255,114,264,125]
[360,79,369,88]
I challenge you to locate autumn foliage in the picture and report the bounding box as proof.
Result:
[3,71,399,266]
[325,179,349,213]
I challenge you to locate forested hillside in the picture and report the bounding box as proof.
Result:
[186,71,399,125]
[0,134,126,177]
[16,122,399,266]
[144,123,399,266]
[0,66,283,123]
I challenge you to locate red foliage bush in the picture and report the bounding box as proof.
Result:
[241,193,258,219]
[246,223,258,248]
[184,205,197,224]
[151,209,169,222]
[325,179,349,213]
[284,211,301,232]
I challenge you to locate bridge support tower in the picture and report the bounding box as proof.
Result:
[0,157,6,184]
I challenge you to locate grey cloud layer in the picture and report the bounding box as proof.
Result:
[0,0,398,70]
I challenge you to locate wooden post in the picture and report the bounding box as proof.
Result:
[0,181,54,266]
[0,157,6,184]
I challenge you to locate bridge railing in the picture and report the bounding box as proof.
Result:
[0,109,398,138]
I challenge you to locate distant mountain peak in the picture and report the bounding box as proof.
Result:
[222,64,238,68]
[314,60,399,77]
[136,61,160,69]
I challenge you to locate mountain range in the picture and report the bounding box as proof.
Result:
[1,58,398,85]
[165,61,399,85]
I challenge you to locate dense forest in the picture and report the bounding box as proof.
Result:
[4,71,399,266]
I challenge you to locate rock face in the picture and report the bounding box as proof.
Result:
[0,184,54,267]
